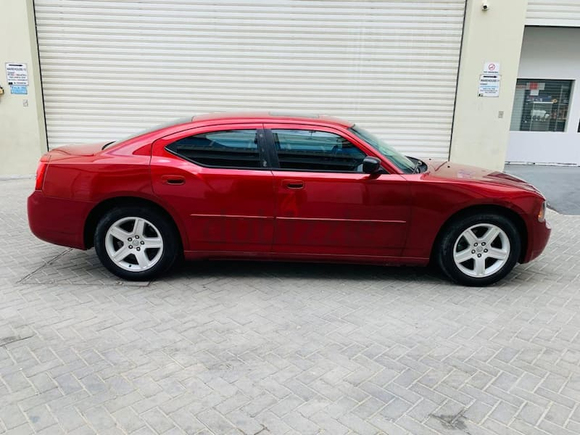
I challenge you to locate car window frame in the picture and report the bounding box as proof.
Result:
[262,124,387,174]
[160,123,271,171]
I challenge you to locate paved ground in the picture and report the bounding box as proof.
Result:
[506,165,580,215]
[2,179,580,435]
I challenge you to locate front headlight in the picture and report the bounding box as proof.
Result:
[538,201,546,222]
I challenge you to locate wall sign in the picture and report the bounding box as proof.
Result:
[478,74,501,97]
[6,63,29,86]
[10,85,28,95]
[483,62,500,74]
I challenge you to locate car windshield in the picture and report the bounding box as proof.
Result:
[103,117,192,149]
[349,125,416,174]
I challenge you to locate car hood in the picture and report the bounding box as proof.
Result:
[425,160,543,195]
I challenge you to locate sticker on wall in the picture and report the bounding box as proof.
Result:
[483,62,500,74]
[10,85,28,95]
[478,74,501,97]
[5,63,29,86]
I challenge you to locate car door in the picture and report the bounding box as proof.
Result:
[150,124,276,254]
[264,124,411,258]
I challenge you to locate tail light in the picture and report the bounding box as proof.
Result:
[35,157,49,190]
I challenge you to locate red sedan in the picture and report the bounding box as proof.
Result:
[28,113,550,286]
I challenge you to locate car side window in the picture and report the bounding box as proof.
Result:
[166,129,263,169]
[271,129,366,172]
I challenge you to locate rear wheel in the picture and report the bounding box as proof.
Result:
[437,213,521,286]
[95,207,179,280]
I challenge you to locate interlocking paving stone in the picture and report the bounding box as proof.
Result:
[2,178,580,434]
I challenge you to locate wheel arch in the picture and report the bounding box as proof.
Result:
[430,204,529,263]
[84,196,186,251]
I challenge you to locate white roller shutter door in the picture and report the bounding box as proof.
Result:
[34,0,465,159]
[527,0,580,27]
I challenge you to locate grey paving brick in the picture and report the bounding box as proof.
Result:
[167,408,205,434]
[24,404,57,432]
[269,394,304,417]
[241,393,278,417]
[197,409,236,434]
[488,401,519,425]
[337,412,378,434]
[536,386,576,409]
[359,381,396,403]
[352,396,386,420]
[255,410,293,435]
[516,402,545,426]
[310,410,350,435]
[379,398,412,421]
[543,402,572,427]
[464,401,493,424]
[141,407,175,434]
[225,409,263,435]
[51,406,86,433]
[81,406,116,432]
[111,407,145,433]
[6,424,35,435]
[566,420,580,434]
[370,415,410,435]
[0,404,28,430]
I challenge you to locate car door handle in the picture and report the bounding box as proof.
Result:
[282,180,304,189]
[161,175,185,185]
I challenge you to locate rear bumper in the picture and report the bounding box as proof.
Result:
[523,218,551,263]
[27,191,92,250]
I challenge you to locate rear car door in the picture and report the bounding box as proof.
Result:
[150,124,276,253]
[264,124,411,258]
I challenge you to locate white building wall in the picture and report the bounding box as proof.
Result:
[506,27,580,165]
[0,0,47,177]
[449,0,529,171]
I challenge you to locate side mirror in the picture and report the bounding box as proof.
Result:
[362,156,382,174]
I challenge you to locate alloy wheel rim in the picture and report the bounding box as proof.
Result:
[105,217,164,272]
[453,223,510,278]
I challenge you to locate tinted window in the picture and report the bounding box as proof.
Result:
[166,130,263,168]
[272,129,366,172]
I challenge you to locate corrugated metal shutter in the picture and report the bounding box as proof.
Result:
[527,0,580,27]
[34,0,465,159]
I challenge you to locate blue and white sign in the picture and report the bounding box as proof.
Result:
[478,74,501,97]
[10,85,28,95]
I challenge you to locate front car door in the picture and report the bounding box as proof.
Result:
[264,123,412,259]
[150,123,276,254]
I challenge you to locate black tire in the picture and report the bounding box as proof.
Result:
[94,206,180,281]
[437,213,521,286]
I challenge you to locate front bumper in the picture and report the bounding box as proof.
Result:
[27,191,92,250]
[523,218,551,263]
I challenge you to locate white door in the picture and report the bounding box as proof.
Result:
[34,0,466,160]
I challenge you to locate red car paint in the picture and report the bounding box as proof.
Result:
[28,113,550,268]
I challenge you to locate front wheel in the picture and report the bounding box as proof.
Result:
[94,207,179,281]
[437,213,521,286]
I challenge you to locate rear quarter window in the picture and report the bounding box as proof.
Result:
[166,129,263,169]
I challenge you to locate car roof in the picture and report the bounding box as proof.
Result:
[190,112,354,128]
